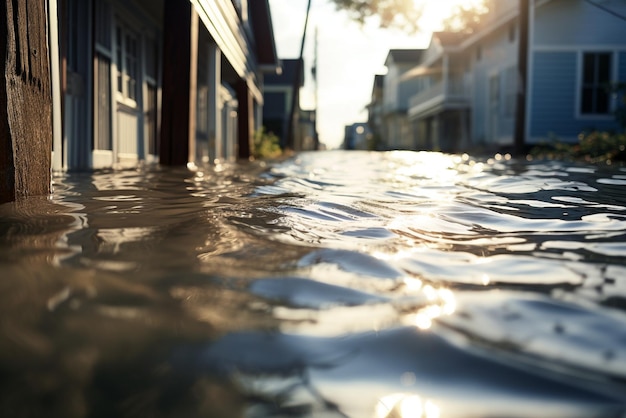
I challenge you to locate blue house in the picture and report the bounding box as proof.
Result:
[406,0,626,152]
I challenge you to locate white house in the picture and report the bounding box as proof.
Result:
[380,49,424,150]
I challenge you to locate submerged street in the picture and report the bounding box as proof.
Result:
[1,150,626,417]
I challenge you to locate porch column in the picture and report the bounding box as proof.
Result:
[208,41,222,161]
[160,0,198,166]
[236,78,253,159]
[1,0,52,203]
[442,54,449,95]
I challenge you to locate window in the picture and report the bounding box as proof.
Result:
[94,0,112,151]
[115,24,139,104]
[581,52,612,115]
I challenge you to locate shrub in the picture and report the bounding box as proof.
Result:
[253,128,282,159]
[530,131,626,163]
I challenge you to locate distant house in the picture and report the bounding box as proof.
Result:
[379,49,424,150]
[343,123,371,150]
[366,74,385,150]
[53,0,279,171]
[405,0,626,152]
[299,109,318,151]
[262,58,316,151]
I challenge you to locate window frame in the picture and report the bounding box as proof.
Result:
[577,50,615,120]
[114,22,140,108]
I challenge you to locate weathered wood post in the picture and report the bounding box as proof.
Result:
[160,0,197,166]
[0,0,53,203]
[236,78,253,159]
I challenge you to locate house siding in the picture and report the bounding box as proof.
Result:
[470,21,517,145]
[530,50,624,142]
[620,51,626,84]
[534,0,626,47]
[530,51,578,140]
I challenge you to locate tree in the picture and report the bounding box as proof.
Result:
[328,0,424,31]
[441,1,490,34]
[328,0,489,33]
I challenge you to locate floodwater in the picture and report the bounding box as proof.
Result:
[1,150,626,418]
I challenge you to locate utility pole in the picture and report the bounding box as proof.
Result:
[514,0,529,156]
[1,0,53,203]
[287,0,312,150]
[312,26,319,150]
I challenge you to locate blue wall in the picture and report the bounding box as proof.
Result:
[535,0,626,47]
[530,51,624,142]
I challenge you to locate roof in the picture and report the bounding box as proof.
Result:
[264,58,305,87]
[249,0,280,71]
[373,74,384,88]
[384,49,424,66]
[431,31,466,47]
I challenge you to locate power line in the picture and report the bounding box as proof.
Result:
[584,0,626,21]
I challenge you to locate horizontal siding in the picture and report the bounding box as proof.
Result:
[530,52,577,139]
[535,0,626,47]
[530,51,621,141]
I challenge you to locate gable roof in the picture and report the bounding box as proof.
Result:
[264,58,305,87]
[249,0,280,72]
[431,31,466,47]
[385,49,424,66]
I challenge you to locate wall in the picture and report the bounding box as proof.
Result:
[529,0,626,142]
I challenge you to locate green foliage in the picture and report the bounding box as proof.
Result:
[328,0,422,31]
[328,0,489,33]
[530,131,626,164]
[253,128,283,159]
[442,1,490,34]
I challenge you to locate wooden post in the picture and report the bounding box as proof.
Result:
[159,0,197,166]
[236,78,253,159]
[208,42,222,161]
[0,0,52,203]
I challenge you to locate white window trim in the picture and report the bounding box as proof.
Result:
[114,20,140,109]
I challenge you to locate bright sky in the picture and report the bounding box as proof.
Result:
[267,0,481,149]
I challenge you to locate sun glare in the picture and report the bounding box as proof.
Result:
[414,0,487,33]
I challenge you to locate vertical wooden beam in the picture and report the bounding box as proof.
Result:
[188,8,199,165]
[49,0,62,172]
[208,42,222,161]
[160,0,196,166]
[0,0,52,203]
[236,78,253,159]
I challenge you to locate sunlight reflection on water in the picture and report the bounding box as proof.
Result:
[1,150,626,417]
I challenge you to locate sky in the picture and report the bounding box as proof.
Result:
[267,0,431,149]
[267,0,490,149]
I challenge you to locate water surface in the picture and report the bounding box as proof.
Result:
[1,150,626,417]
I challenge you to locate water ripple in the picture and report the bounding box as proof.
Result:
[2,151,626,416]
